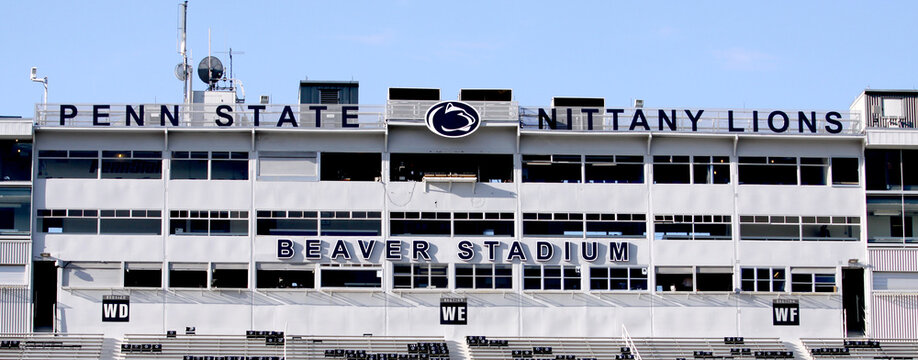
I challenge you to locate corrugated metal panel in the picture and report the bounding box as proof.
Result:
[0,287,30,332]
[871,293,918,338]
[866,93,918,128]
[0,240,30,264]
[869,248,918,271]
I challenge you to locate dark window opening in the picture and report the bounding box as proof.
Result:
[391,153,512,183]
[738,156,797,185]
[455,264,512,289]
[212,268,248,289]
[832,157,859,185]
[656,270,693,292]
[522,155,581,183]
[124,268,161,288]
[321,153,382,181]
[256,269,314,289]
[584,155,644,184]
[321,219,382,236]
[692,156,730,184]
[866,149,901,190]
[169,269,207,288]
[320,269,382,288]
[695,269,733,291]
[38,158,98,179]
[800,158,828,185]
[100,219,161,235]
[0,140,31,181]
[256,218,318,235]
[454,220,514,236]
[390,220,450,236]
[653,156,690,184]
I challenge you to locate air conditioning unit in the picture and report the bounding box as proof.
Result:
[633,99,644,108]
[260,95,270,104]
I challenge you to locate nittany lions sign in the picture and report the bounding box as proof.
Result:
[425,101,481,138]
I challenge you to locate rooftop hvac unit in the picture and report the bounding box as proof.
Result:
[260,95,270,104]
[633,99,644,108]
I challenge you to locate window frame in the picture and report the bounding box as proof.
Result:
[589,266,649,292]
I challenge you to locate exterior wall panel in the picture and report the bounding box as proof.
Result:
[0,287,30,332]
[0,240,30,264]
[871,293,918,338]
[870,248,918,272]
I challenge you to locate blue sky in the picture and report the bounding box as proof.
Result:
[2,1,916,117]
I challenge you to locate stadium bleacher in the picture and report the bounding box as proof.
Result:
[465,336,792,360]
[802,338,918,360]
[0,333,103,360]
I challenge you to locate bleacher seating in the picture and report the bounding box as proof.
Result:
[464,336,791,360]
[285,336,449,360]
[0,333,103,360]
[802,338,918,360]
[117,333,287,360]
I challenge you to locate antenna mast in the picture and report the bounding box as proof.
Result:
[178,0,190,104]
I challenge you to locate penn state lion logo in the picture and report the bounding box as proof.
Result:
[425,101,481,138]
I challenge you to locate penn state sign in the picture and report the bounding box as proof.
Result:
[425,101,481,138]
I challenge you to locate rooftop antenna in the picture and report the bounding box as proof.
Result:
[30,67,48,105]
[175,0,192,104]
[217,47,245,91]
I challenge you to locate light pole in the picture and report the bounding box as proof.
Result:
[30,67,48,105]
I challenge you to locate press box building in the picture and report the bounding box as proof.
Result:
[1,85,918,343]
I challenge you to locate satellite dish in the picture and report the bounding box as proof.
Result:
[174,63,191,81]
[197,56,224,88]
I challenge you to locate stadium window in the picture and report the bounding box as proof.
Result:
[124,262,162,288]
[521,154,582,183]
[320,211,382,236]
[211,151,249,180]
[738,156,797,185]
[390,212,451,236]
[99,210,162,235]
[653,215,731,240]
[585,213,646,238]
[391,153,513,183]
[320,265,382,288]
[589,267,648,291]
[170,151,248,180]
[453,212,514,236]
[584,155,644,184]
[61,262,121,288]
[169,210,248,236]
[904,150,918,190]
[655,266,693,292]
[170,151,208,179]
[799,157,828,185]
[692,156,730,184]
[256,263,314,289]
[168,263,207,289]
[37,150,99,179]
[695,267,733,292]
[831,157,859,185]
[455,264,512,290]
[522,212,584,237]
[739,216,800,241]
[393,263,448,289]
[100,150,162,179]
[256,210,318,236]
[0,187,30,235]
[865,149,902,190]
[36,208,98,234]
[867,195,918,244]
[523,265,581,291]
[652,155,690,184]
[320,152,382,181]
[800,216,860,241]
[740,267,785,292]
[872,271,918,291]
[790,268,836,293]
[0,140,31,181]
[257,151,317,180]
[211,263,248,289]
